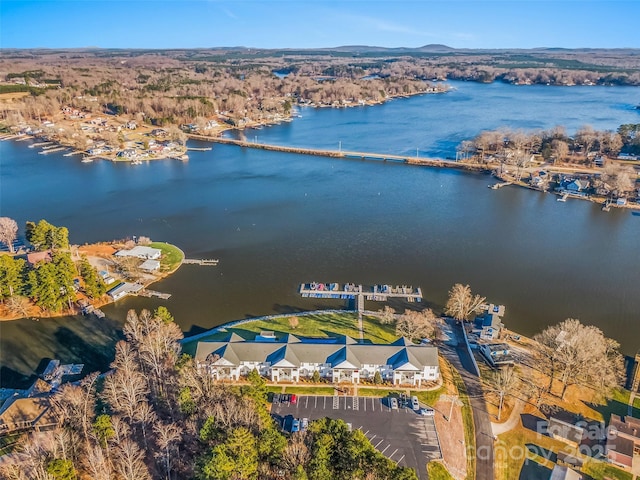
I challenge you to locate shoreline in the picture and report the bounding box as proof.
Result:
[0,241,184,322]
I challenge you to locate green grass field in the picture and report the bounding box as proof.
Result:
[427,461,456,480]
[181,312,399,356]
[150,241,184,272]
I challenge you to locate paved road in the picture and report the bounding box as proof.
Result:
[440,319,495,480]
[271,395,441,479]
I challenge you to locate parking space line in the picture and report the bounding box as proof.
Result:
[374,439,384,448]
[314,396,317,408]
[364,430,369,436]
[381,444,390,454]
[396,455,405,465]
[363,397,366,411]
[370,434,376,442]
[389,448,398,459]
[304,397,309,408]
[323,396,326,409]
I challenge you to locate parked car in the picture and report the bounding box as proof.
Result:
[280,393,291,403]
[290,394,297,405]
[389,397,398,410]
[346,422,353,432]
[271,393,281,404]
[420,407,435,416]
[301,418,309,431]
[411,395,420,411]
[291,418,301,433]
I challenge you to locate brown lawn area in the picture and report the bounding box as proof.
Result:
[433,357,468,480]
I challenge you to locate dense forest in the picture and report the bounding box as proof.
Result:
[1,46,639,134]
[0,219,107,316]
[0,309,418,480]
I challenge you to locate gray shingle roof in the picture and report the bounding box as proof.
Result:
[194,338,439,370]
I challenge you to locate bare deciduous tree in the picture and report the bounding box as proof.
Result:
[444,283,486,321]
[533,318,624,400]
[0,217,18,253]
[154,421,182,480]
[485,367,518,420]
[114,439,151,480]
[377,305,396,325]
[395,309,439,341]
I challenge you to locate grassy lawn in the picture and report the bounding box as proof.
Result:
[284,386,336,395]
[427,461,456,480]
[357,388,405,398]
[582,460,634,480]
[495,424,633,480]
[227,312,397,344]
[181,312,398,355]
[587,387,640,423]
[411,385,446,407]
[149,241,184,272]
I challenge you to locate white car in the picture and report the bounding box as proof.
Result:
[420,407,435,416]
[411,395,420,411]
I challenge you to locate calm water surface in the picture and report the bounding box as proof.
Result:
[1,81,639,386]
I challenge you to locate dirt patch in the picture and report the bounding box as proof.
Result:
[434,398,467,480]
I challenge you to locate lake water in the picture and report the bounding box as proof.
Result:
[1,81,639,386]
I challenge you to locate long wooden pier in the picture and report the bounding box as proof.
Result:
[183,258,219,266]
[187,134,488,172]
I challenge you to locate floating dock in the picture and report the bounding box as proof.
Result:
[299,282,423,306]
[137,289,171,299]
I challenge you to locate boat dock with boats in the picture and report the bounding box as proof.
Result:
[299,282,423,305]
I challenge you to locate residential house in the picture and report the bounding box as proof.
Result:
[549,465,582,480]
[547,417,588,449]
[26,250,53,267]
[117,148,137,159]
[560,178,590,193]
[98,270,116,285]
[139,259,160,272]
[194,333,440,386]
[606,414,640,469]
[151,128,168,137]
[107,282,143,301]
[114,246,161,260]
[478,343,514,367]
[473,312,504,340]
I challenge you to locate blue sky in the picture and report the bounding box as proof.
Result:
[1,1,639,49]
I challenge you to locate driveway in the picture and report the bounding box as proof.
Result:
[271,395,441,480]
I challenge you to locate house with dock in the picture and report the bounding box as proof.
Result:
[194,333,440,386]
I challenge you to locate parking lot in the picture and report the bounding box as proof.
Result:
[270,395,441,480]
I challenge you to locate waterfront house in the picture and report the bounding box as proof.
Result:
[114,245,161,260]
[117,148,137,159]
[26,250,53,267]
[107,282,143,301]
[563,179,590,193]
[478,343,514,367]
[194,333,440,386]
[605,414,640,469]
[139,259,161,272]
[473,304,505,340]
